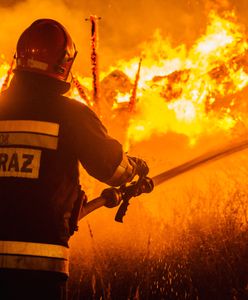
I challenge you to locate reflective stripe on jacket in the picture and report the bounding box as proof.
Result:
[0,240,69,276]
[0,73,126,246]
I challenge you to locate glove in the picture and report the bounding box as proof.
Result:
[127,156,149,179]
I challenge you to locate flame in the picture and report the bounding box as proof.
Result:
[112,10,248,146]
[114,92,130,105]
[0,55,11,90]
[95,11,248,144]
[0,10,247,148]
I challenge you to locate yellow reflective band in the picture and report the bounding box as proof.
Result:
[27,59,49,71]
[0,241,69,260]
[0,255,69,275]
[0,148,41,179]
[0,120,59,136]
[0,132,58,150]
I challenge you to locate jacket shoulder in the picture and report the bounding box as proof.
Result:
[58,96,96,119]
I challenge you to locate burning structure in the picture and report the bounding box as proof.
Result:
[68,10,248,148]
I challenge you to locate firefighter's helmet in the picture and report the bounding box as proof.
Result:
[15,19,77,81]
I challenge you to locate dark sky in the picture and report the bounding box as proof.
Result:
[0,0,248,75]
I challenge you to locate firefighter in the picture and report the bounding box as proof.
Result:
[0,19,148,300]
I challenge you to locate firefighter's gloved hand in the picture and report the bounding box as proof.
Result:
[128,156,149,179]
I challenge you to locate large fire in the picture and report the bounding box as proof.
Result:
[1,9,248,149]
[114,10,248,146]
[69,10,248,150]
[73,9,248,148]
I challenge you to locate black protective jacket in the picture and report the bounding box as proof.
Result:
[0,72,125,247]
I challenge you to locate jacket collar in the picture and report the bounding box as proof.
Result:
[9,71,71,96]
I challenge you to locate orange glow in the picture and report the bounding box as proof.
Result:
[0,10,247,148]
[119,10,248,145]
[0,56,11,90]
[0,5,247,298]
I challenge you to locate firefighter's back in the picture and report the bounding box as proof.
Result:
[0,72,79,300]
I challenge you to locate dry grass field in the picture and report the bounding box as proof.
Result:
[68,139,248,300]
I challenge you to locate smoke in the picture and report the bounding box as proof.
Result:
[204,0,232,11]
[0,0,246,76]
[0,0,89,73]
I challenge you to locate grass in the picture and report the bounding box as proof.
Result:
[68,162,248,300]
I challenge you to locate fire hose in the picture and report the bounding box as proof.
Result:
[79,139,248,223]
